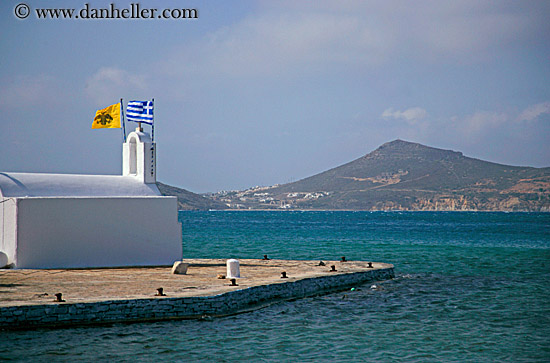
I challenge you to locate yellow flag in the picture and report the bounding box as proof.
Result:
[92,103,121,129]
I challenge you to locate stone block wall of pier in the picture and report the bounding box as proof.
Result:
[0,267,394,329]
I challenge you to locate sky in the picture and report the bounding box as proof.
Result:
[1,0,549,193]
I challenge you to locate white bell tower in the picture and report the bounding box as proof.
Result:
[123,127,156,184]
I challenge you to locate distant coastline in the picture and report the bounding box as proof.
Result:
[201,209,549,213]
[161,140,550,212]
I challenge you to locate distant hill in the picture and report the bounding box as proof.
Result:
[156,182,228,211]
[208,140,550,211]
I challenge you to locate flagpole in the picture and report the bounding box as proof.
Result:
[151,98,155,142]
[120,98,127,142]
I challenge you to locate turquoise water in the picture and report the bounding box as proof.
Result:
[2,211,549,362]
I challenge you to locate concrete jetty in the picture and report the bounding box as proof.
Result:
[0,259,394,329]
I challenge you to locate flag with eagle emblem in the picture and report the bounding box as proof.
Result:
[92,103,121,129]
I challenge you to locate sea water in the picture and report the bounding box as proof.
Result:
[1,211,549,362]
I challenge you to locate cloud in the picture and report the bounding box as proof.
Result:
[461,101,550,134]
[517,101,550,122]
[378,104,538,145]
[85,67,147,105]
[460,111,508,136]
[382,101,549,141]
[160,0,550,79]
[0,74,61,109]
[161,11,391,79]
[414,2,535,60]
[381,107,427,124]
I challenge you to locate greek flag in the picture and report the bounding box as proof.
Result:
[126,100,154,124]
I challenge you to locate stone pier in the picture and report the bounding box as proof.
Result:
[0,259,394,329]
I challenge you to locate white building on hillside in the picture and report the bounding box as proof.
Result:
[0,128,182,269]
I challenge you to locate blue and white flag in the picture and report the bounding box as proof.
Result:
[126,100,154,124]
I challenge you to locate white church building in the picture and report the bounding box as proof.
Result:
[0,128,182,269]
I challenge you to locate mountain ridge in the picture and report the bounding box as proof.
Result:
[156,182,228,211]
[206,139,549,211]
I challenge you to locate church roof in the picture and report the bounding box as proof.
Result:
[0,172,161,198]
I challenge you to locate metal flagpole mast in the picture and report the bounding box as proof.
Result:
[151,98,155,142]
[120,98,127,142]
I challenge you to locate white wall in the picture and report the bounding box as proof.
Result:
[1,197,17,265]
[13,197,182,268]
